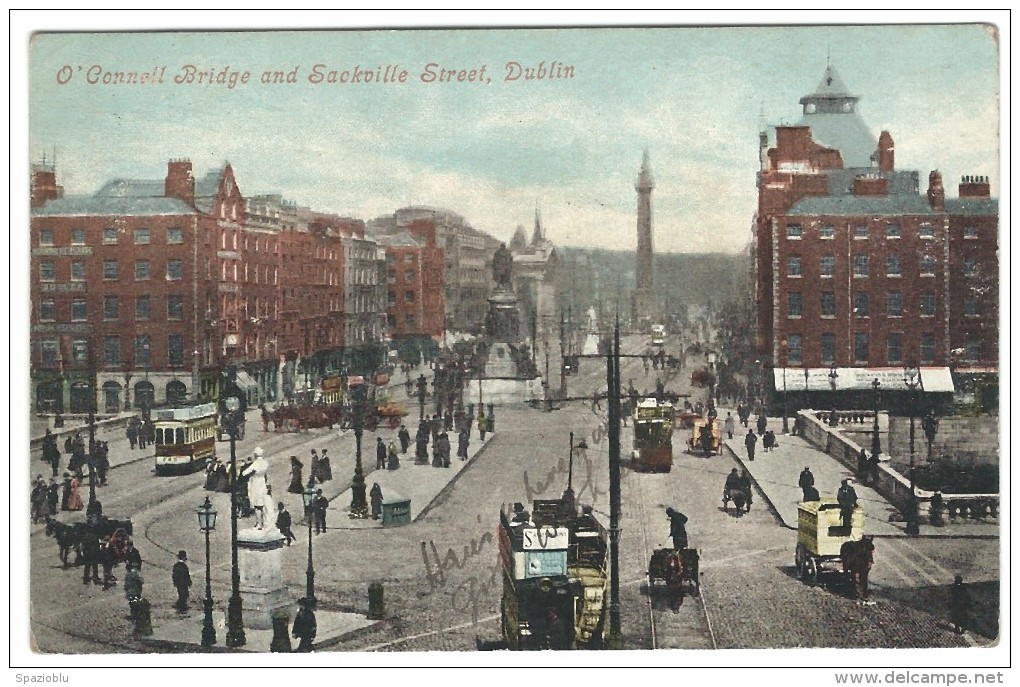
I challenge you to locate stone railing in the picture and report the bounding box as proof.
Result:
[29,413,137,452]
[798,409,998,526]
[811,409,876,427]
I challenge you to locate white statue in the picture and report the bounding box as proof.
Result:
[243,447,269,529]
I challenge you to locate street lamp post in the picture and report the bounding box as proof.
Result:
[301,485,317,601]
[871,378,882,460]
[902,365,921,536]
[196,496,218,647]
[222,370,246,647]
[349,384,368,518]
[828,364,839,427]
[86,341,98,509]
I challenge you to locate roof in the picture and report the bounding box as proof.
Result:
[370,231,422,248]
[804,64,854,99]
[94,179,166,197]
[193,167,225,214]
[787,194,998,218]
[945,197,999,216]
[794,112,877,168]
[32,195,197,217]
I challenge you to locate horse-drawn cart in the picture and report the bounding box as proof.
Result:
[648,547,700,608]
[794,498,874,597]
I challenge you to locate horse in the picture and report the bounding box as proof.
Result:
[664,550,686,611]
[840,536,875,599]
[44,517,83,566]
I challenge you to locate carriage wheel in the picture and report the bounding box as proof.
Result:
[803,557,818,585]
[795,543,805,575]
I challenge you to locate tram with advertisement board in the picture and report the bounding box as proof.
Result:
[499,497,608,650]
[154,402,218,475]
[631,398,675,472]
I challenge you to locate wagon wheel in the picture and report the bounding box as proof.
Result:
[795,543,805,575]
[803,556,818,585]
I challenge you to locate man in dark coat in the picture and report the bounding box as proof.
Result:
[375,437,387,470]
[61,472,72,511]
[739,469,753,513]
[948,575,972,634]
[312,490,329,535]
[798,467,815,501]
[80,528,102,585]
[127,419,139,449]
[124,539,143,571]
[292,597,317,652]
[744,430,758,462]
[276,502,296,545]
[398,424,411,454]
[172,550,192,613]
[458,428,470,461]
[837,478,859,530]
[665,507,689,550]
[46,478,60,516]
[756,414,767,435]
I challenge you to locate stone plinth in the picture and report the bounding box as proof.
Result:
[486,288,520,341]
[237,527,294,630]
[479,376,543,406]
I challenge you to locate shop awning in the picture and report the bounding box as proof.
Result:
[773,367,955,393]
[235,370,259,391]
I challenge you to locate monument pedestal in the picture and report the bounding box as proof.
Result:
[237,527,295,630]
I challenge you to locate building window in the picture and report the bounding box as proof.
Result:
[404,314,416,327]
[853,255,869,277]
[39,299,55,322]
[135,335,152,366]
[103,227,118,244]
[963,258,978,277]
[104,336,121,366]
[39,229,54,246]
[887,291,903,317]
[821,333,836,364]
[387,270,396,285]
[136,295,151,321]
[853,224,868,239]
[819,224,835,239]
[103,260,118,280]
[41,338,59,365]
[167,227,184,244]
[40,262,55,281]
[71,261,85,281]
[820,291,836,317]
[168,334,185,367]
[919,223,934,239]
[404,254,415,264]
[787,334,803,364]
[405,290,415,303]
[71,228,86,245]
[886,223,901,239]
[787,292,802,318]
[854,333,869,363]
[167,295,184,320]
[853,291,869,317]
[406,270,415,282]
[787,256,802,277]
[920,292,936,316]
[166,259,183,281]
[103,295,119,320]
[71,338,88,362]
[920,334,935,364]
[886,253,901,277]
[135,260,150,280]
[820,255,835,277]
[887,333,903,364]
[387,291,396,306]
[920,254,936,276]
[786,223,803,239]
[964,226,978,239]
[134,228,151,245]
[965,337,980,362]
[963,296,979,316]
[70,298,87,322]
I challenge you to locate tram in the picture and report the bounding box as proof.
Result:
[631,398,675,472]
[154,402,218,475]
[650,324,666,347]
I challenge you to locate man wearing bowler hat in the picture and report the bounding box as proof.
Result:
[172,550,192,614]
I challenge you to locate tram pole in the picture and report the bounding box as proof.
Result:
[607,318,622,647]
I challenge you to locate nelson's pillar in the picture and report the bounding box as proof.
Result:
[634,150,656,324]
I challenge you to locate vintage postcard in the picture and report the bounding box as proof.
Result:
[15,13,1008,675]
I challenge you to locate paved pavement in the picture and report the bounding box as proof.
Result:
[718,411,999,539]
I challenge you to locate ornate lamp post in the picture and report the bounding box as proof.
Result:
[871,378,882,461]
[349,384,368,518]
[86,340,99,510]
[902,365,921,536]
[196,496,218,647]
[301,485,317,601]
[828,364,839,427]
[221,369,246,647]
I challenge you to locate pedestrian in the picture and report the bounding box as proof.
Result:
[99,539,118,590]
[292,597,317,652]
[319,449,332,482]
[376,437,387,470]
[276,502,296,546]
[857,448,869,480]
[95,442,110,486]
[172,550,192,613]
[124,539,142,571]
[724,412,735,440]
[80,528,102,586]
[46,478,60,516]
[124,563,144,620]
[370,483,383,520]
[68,474,84,511]
[798,466,815,501]
[215,461,230,492]
[665,507,689,550]
[439,432,451,468]
[929,491,945,527]
[288,456,304,494]
[432,432,444,468]
[478,409,487,441]
[444,410,453,432]
[398,424,411,454]
[736,403,746,428]
[756,413,767,435]
[387,440,400,471]
[313,489,328,535]
[763,430,776,453]
[739,469,753,513]
[837,478,859,531]
[310,449,321,484]
[127,420,138,450]
[31,478,47,523]
[431,414,441,443]
[458,427,470,461]
[868,451,881,485]
[60,472,72,511]
[744,430,758,462]
[948,575,972,634]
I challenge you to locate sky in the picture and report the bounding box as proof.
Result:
[21,16,1002,255]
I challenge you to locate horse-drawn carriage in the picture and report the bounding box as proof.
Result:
[648,547,700,610]
[44,514,134,567]
[794,498,874,598]
[722,484,750,516]
[687,417,721,456]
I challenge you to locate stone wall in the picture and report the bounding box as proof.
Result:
[887,415,1000,466]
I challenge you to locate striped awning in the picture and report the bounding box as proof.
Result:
[773,367,955,393]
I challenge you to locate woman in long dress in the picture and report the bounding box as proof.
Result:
[68,475,84,511]
[288,457,304,494]
[319,450,332,482]
[370,483,383,520]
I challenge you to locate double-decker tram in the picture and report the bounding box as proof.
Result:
[154,402,218,475]
[631,398,675,472]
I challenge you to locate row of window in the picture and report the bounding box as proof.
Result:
[38,295,186,322]
[39,226,185,247]
[386,269,419,284]
[787,291,981,318]
[784,332,980,365]
[40,259,185,282]
[387,314,419,327]
[786,254,979,278]
[787,223,980,240]
[387,290,417,304]
[385,253,419,265]
[39,334,185,367]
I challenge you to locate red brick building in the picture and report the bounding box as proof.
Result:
[755,66,998,404]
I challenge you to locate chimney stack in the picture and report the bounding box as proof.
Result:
[875,130,895,172]
[852,173,888,196]
[30,163,62,207]
[165,158,194,206]
[927,170,945,212]
[958,175,991,198]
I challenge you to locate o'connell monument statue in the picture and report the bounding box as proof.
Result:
[486,243,520,342]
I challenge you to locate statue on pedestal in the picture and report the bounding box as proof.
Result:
[492,242,513,291]
[243,447,270,530]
